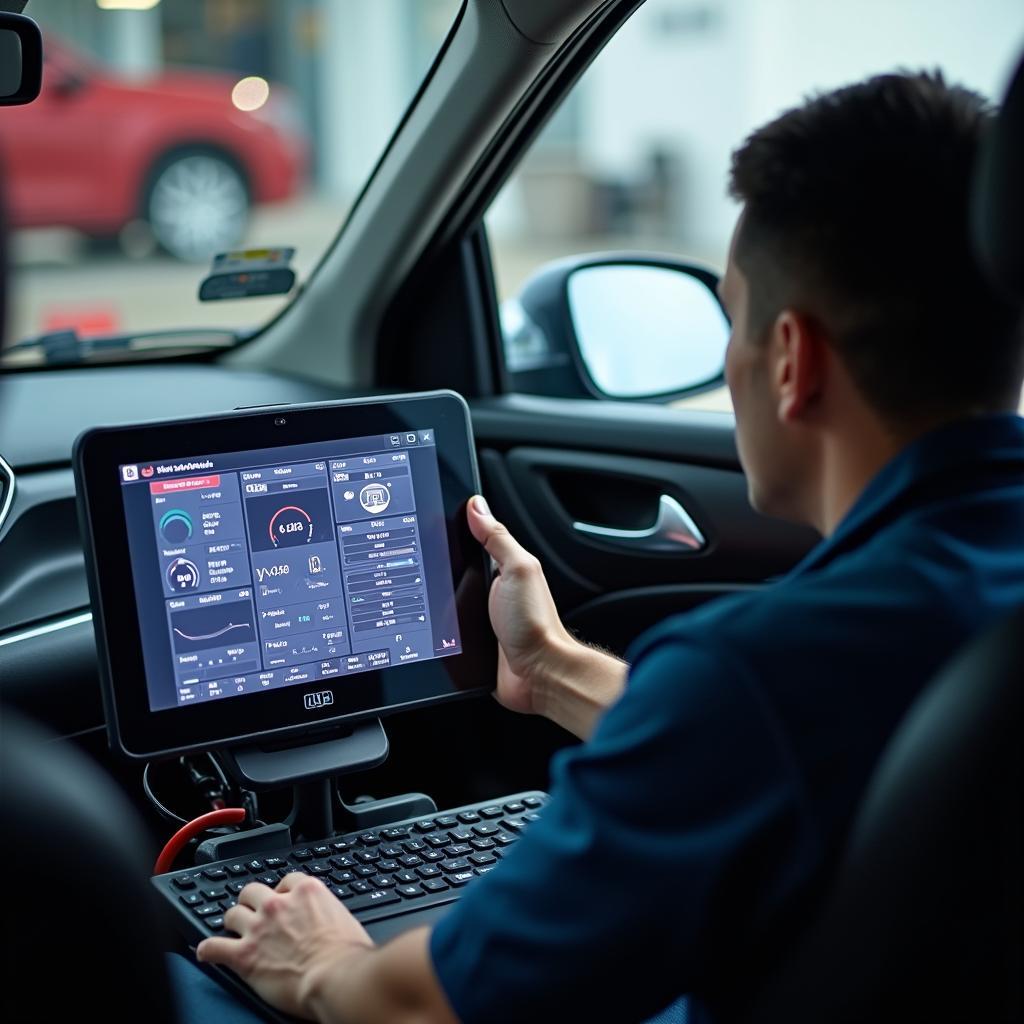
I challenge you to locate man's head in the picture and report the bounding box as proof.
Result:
[720,70,1024,529]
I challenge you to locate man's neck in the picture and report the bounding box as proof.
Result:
[816,415,912,536]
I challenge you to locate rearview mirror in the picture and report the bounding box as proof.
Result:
[0,11,42,106]
[504,253,729,401]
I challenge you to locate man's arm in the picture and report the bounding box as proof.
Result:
[466,495,627,740]
[196,874,457,1024]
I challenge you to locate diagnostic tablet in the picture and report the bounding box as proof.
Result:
[74,391,494,758]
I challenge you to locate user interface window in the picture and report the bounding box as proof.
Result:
[119,428,461,711]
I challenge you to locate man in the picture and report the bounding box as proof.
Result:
[190,71,1024,1023]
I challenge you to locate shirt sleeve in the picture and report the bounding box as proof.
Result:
[429,638,819,1023]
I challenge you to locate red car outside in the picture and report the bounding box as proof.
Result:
[0,37,308,261]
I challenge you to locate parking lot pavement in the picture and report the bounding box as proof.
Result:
[7,195,350,346]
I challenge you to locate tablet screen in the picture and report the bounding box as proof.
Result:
[119,427,462,712]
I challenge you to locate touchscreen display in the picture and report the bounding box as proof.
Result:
[119,428,462,712]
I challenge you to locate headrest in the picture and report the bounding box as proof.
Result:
[971,50,1024,299]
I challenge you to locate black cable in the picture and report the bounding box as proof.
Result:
[142,762,189,826]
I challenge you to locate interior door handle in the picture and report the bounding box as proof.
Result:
[573,494,706,552]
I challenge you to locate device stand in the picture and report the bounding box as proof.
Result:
[194,718,436,862]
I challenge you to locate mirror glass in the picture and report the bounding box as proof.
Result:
[0,30,22,97]
[568,264,730,398]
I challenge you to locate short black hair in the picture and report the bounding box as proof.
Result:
[728,70,1023,425]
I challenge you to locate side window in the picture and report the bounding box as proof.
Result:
[485,0,1024,411]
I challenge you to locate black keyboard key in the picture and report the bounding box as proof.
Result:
[403,840,427,853]
[256,874,278,887]
[354,865,377,878]
[264,857,286,869]
[347,890,400,913]
[414,820,436,833]
[245,859,264,873]
[421,879,449,894]
[206,916,225,931]
[371,874,395,888]
[331,839,354,852]
[449,830,473,843]
[446,844,473,857]
[350,880,374,895]
[202,868,228,881]
[399,854,423,868]
[226,863,249,877]
[435,816,457,828]
[422,850,445,862]
[355,850,380,864]
[469,852,496,866]
[494,833,517,846]
[379,827,410,840]
[227,881,247,895]
[200,888,226,901]
[330,870,356,885]
[441,858,470,873]
[503,819,527,833]
[378,858,400,872]
[457,811,481,824]
[447,870,475,887]
[425,835,449,848]
[358,833,380,846]
[522,797,544,809]
[472,824,500,838]
[172,876,196,891]
[523,812,541,823]
[470,838,495,850]
[291,849,313,862]
[195,904,221,918]
[397,884,424,898]
[331,855,356,870]
[380,845,404,859]
[332,887,354,901]
[475,863,498,875]
[180,893,204,907]
[308,864,333,876]
[394,870,419,884]
[312,846,331,857]
[416,865,442,879]
[503,801,525,814]
[220,898,238,911]
[479,805,504,819]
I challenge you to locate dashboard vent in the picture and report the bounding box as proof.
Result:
[0,453,14,534]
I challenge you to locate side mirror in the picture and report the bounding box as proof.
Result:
[503,253,730,401]
[0,12,42,107]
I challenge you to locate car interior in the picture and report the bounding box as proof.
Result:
[0,1,1021,1021]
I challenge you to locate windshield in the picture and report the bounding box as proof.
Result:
[1,0,461,366]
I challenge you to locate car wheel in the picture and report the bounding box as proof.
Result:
[145,151,249,263]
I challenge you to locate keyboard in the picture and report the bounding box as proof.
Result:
[153,790,548,944]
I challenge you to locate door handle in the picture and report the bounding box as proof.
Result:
[572,494,706,552]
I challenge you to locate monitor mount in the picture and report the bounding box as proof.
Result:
[193,718,436,863]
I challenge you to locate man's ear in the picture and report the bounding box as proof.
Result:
[770,309,826,423]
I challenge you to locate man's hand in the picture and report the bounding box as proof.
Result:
[196,872,372,1019]
[467,494,574,715]
[468,495,628,739]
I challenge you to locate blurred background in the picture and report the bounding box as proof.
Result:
[3,0,1023,411]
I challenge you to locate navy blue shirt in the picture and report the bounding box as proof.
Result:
[430,414,1024,1023]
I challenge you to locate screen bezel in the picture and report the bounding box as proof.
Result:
[74,391,495,759]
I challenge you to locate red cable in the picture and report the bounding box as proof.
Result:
[154,808,246,874]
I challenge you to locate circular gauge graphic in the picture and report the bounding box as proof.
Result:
[359,483,391,514]
[166,556,201,591]
[269,504,314,547]
[159,508,194,544]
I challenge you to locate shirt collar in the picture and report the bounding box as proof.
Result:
[789,413,1024,577]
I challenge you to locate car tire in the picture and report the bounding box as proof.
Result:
[144,149,250,263]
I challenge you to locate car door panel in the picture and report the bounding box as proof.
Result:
[470,395,818,657]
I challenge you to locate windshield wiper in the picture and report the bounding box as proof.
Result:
[1,327,245,367]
